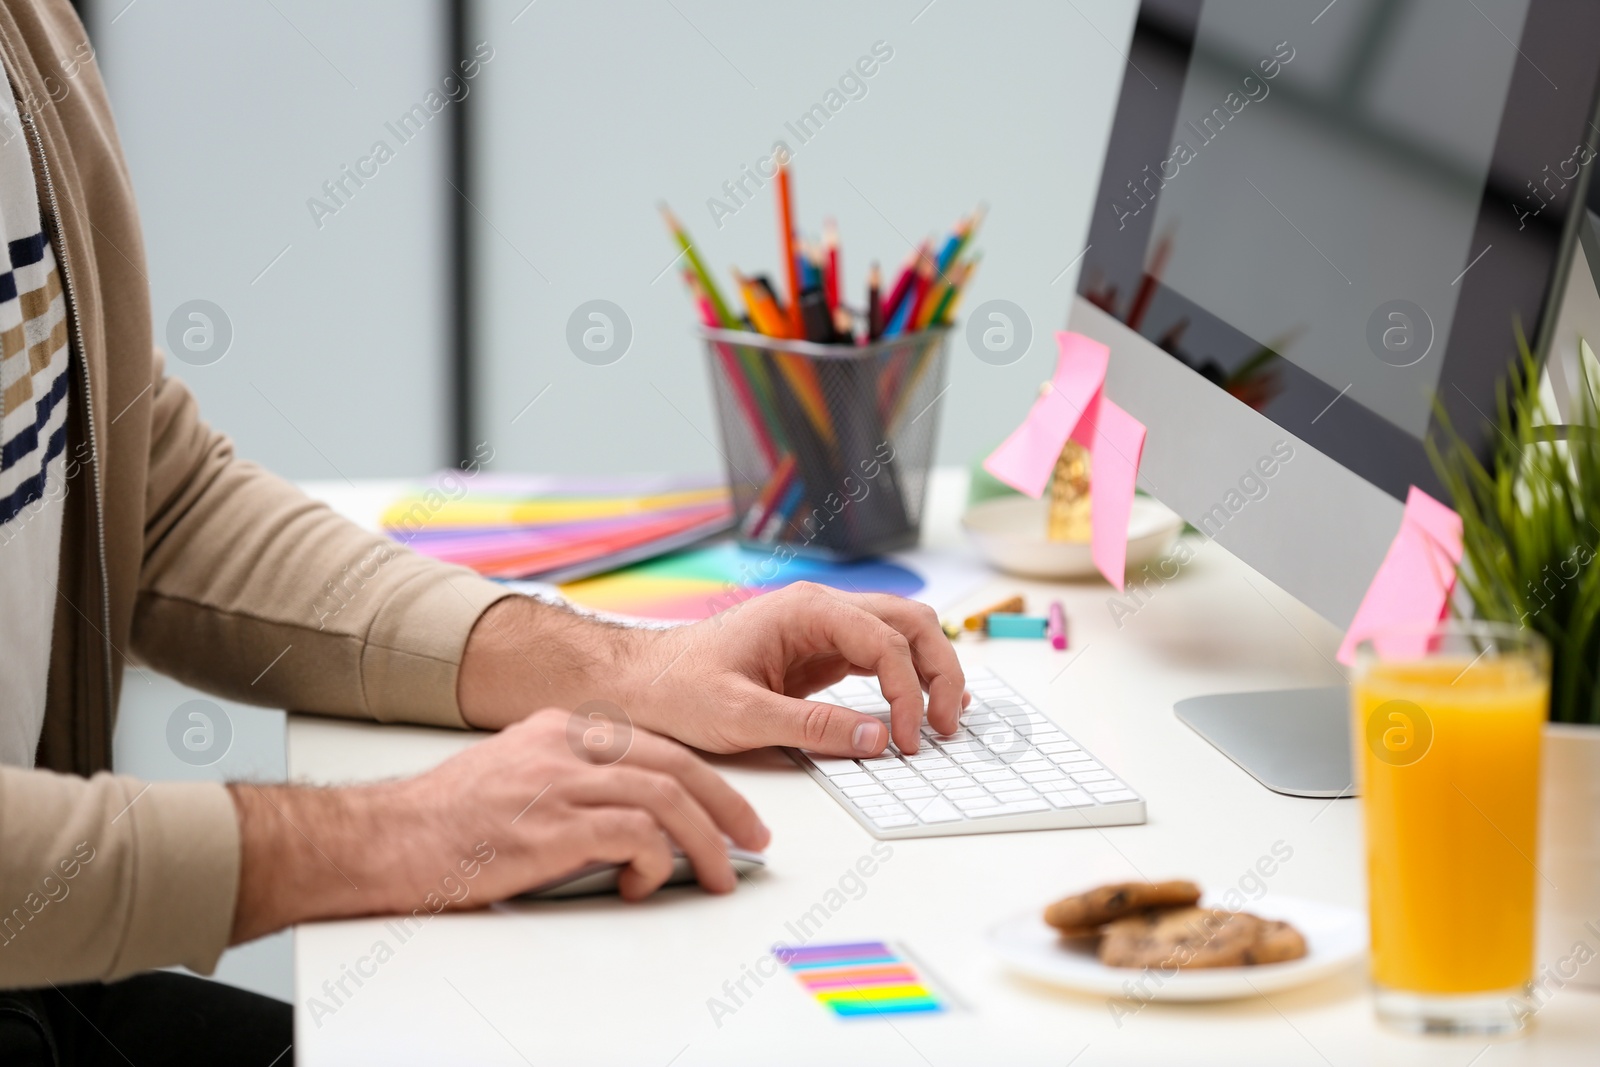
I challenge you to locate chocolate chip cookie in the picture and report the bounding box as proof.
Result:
[1097,906,1308,969]
[1043,880,1202,936]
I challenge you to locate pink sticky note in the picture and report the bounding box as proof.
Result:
[1335,486,1464,665]
[983,331,1146,587]
[984,332,1111,497]
[1081,398,1146,585]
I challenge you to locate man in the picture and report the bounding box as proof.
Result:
[0,2,965,1062]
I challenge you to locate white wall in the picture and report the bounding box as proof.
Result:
[471,0,1137,475]
[90,0,451,479]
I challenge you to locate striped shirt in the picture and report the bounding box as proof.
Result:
[0,73,70,767]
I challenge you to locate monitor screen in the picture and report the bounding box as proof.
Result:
[1079,0,1600,498]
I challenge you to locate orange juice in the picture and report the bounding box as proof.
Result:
[1352,656,1546,994]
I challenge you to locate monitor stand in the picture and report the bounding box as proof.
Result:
[1175,687,1353,798]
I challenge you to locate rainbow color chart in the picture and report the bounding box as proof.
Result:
[775,941,945,1018]
[558,542,924,622]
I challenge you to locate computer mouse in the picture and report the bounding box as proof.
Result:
[517,848,766,900]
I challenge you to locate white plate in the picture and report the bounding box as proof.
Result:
[961,495,1184,580]
[988,895,1366,1001]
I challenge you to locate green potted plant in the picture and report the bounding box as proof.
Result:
[1431,335,1600,990]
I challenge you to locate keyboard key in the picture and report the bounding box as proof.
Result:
[974,769,1021,784]
[871,813,918,829]
[862,757,903,771]
[944,786,988,801]
[1009,760,1051,775]
[1042,790,1096,808]
[1037,741,1078,754]
[1084,779,1128,794]
[862,802,909,818]
[948,749,991,765]
[954,795,1000,811]
[1022,770,1068,785]
[1030,731,1069,744]
[993,789,1037,804]
[923,766,967,781]
[889,783,937,800]
[1093,789,1139,804]
[807,757,864,777]
[934,775,978,792]
[989,798,1051,815]
[830,772,875,788]
[1057,760,1101,774]
[1072,770,1116,784]
[907,796,963,824]
[906,754,954,769]
[843,784,890,800]
[936,739,983,754]
[873,766,917,781]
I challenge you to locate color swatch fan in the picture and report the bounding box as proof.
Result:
[383,474,733,582]
[558,542,924,622]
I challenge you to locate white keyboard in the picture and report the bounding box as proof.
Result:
[790,668,1146,839]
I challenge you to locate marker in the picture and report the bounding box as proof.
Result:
[1047,600,1068,650]
[986,613,1049,639]
[963,594,1025,632]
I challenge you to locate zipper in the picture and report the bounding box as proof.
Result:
[21,108,115,722]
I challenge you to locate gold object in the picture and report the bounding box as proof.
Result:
[1048,439,1093,542]
[941,619,962,641]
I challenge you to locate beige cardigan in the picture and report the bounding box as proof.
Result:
[0,0,507,987]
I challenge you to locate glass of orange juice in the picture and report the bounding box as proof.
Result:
[1351,621,1548,1035]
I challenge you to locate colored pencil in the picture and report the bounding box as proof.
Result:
[884,254,933,338]
[822,218,840,311]
[832,305,854,343]
[938,253,980,322]
[925,254,977,327]
[776,161,804,338]
[944,203,986,270]
[733,269,790,338]
[879,243,923,330]
[688,272,781,468]
[659,203,735,327]
[933,217,967,274]
[867,262,883,341]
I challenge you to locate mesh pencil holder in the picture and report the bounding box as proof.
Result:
[700,326,951,561]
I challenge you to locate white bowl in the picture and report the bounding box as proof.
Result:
[961,495,1184,580]
[988,895,1366,1002]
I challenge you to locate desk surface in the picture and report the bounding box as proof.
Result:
[289,472,1600,1065]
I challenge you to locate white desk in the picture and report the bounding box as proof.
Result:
[290,473,1600,1065]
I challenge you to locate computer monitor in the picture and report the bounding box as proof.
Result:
[1067,0,1600,795]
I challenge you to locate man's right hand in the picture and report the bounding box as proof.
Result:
[228,710,770,943]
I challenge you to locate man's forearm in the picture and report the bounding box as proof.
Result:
[457,596,650,730]
[228,782,420,943]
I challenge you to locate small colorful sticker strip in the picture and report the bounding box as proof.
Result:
[774,941,945,1018]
